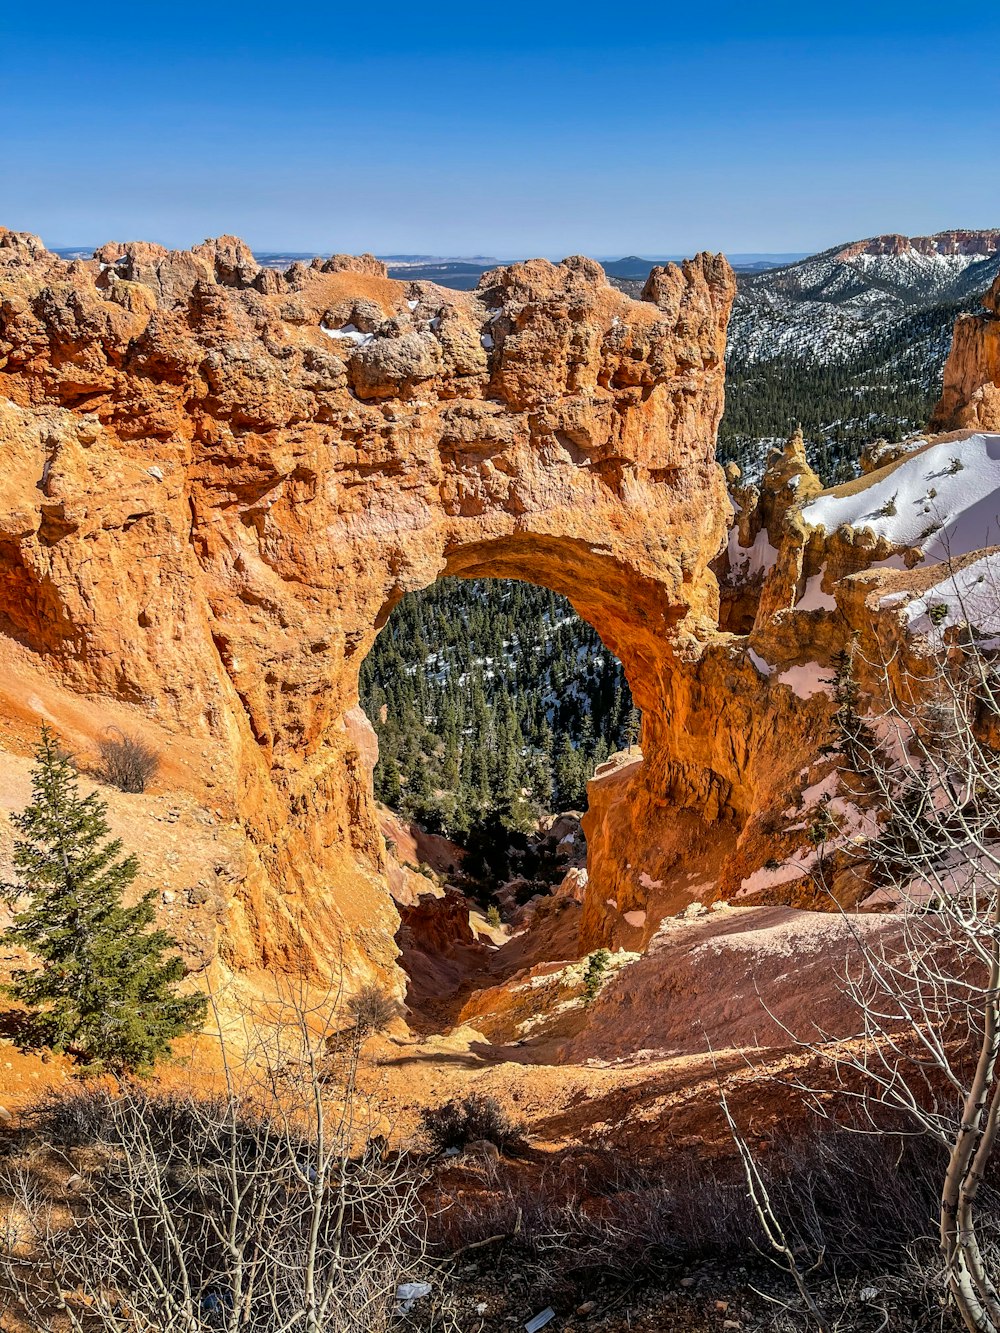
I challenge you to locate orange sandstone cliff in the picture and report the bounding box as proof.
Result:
[932,271,1000,432]
[3,225,996,1003]
[0,228,739,984]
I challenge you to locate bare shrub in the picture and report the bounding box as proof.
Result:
[427,1120,975,1324]
[784,616,1000,1329]
[431,1122,949,1275]
[0,981,432,1333]
[420,1092,526,1156]
[347,981,398,1037]
[94,728,160,793]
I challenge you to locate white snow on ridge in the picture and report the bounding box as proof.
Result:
[898,553,1000,646]
[320,322,374,346]
[729,242,1000,369]
[800,434,1000,561]
[850,249,987,284]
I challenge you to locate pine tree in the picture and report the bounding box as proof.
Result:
[378,754,403,807]
[832,644,876,769]
[0,727,207,1072]
[624,704,641,752]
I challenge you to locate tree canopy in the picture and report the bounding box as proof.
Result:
[0,727,206,1071]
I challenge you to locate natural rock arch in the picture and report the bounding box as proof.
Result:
[0,229,737,983]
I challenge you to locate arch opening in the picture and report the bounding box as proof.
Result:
[357,571,645,1028]
[360,574,638,855]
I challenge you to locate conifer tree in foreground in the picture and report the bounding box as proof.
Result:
[0,726,206,1072]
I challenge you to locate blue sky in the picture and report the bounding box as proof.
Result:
[3,1,999,257]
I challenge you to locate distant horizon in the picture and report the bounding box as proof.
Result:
[47,243,813,263]
[38,231,999,268]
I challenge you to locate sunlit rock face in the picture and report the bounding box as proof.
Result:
[933,272,1000,433]
[0,228,736,980]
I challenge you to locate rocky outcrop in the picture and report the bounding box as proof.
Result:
[0,229,736,984]
[579,412,1000,949]
[932,273,1000,432]
[835,230,1000,261]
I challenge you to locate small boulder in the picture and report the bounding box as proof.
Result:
[348,332,442,398]
[462,1138,501,1167]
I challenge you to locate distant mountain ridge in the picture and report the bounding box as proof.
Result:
[835,229,1000,259]
[730,229,1000,365]
[719,228,1000,482]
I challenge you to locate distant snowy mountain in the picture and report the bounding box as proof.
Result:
[730,230,1000,365]
[720,230,1000,483]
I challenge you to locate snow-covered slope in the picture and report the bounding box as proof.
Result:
[896,553,1000,646]
[720,230,1000,483]
[800,433,1000,562]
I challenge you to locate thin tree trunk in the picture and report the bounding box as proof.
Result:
[941,915,1000,1332]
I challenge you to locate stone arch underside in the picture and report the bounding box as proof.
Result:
[0,228,750,986]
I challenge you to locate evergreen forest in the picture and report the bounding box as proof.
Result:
[718,293,979,483]
[359,579,637,839]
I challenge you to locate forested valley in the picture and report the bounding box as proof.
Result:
[359,579,637,843]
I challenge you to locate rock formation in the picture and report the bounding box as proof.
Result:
[4,222,999,998]
[0,227,736,983]
[932,272,1000,432]
[835,230,1000,261]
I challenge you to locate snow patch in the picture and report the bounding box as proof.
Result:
[320,322,374,346]
[747,647,775,677]
[902,552,1000,646]
[728,524,778,581]
[800,434,1000,561]
[796,566,837,611]
[799,771,839,806]
[736,850,817,899]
